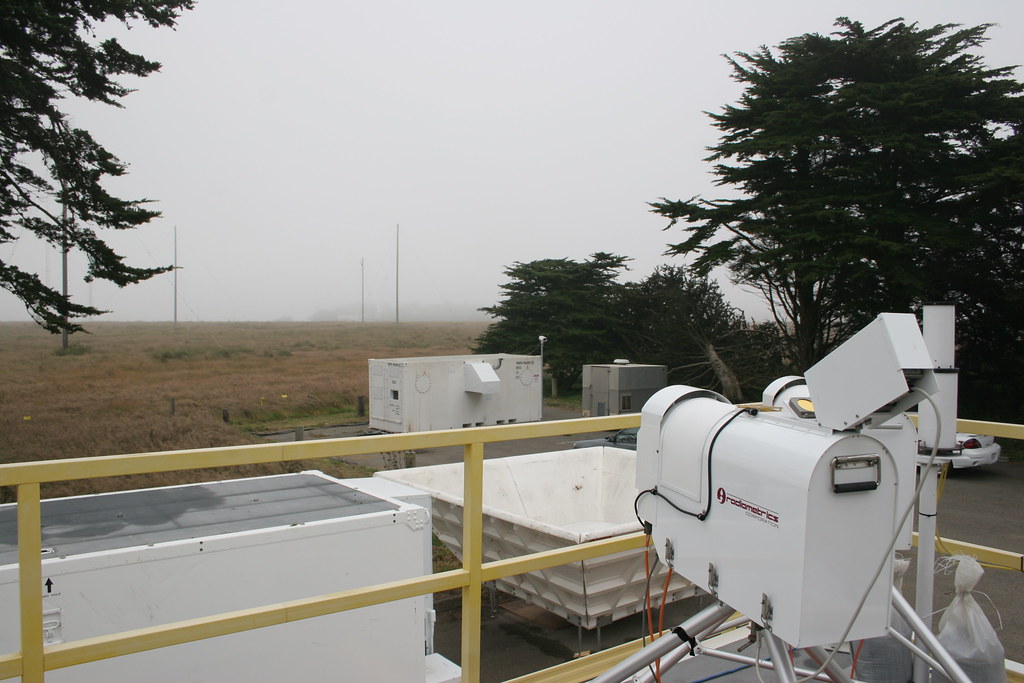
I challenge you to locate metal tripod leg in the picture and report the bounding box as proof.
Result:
[630,611,735,683]
[805,645,856,683]
[590,601,735,683]
[892,587,971,683]
[761,630,797,683]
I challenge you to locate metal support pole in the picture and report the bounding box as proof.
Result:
[913,462,939,683]
[394,224,399,327]
[762,631,797,683]
[914,303,957,683]
[173,225,178,326]
[590,601,734,683]
[632,610,734,683]
[892,587,971,683]
[698,648,837,682]
[888,626,946,673]
[805,645,856,683]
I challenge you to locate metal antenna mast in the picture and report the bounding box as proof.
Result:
[61,200,69,350]
[173,226,178,326]
[395,224,400,326]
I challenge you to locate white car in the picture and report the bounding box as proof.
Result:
[942,433,1002,469]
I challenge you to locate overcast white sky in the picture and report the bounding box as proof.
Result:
[2,1,1022,324]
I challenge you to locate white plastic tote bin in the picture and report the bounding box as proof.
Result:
[378,447,694,629]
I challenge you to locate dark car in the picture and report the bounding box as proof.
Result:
[572,427,639,451]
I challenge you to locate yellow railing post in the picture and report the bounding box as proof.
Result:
[17,483,43,683]
[461,442,485,683]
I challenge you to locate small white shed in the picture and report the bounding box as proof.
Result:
[368,354,542,432]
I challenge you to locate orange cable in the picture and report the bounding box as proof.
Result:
[851,639,865,677]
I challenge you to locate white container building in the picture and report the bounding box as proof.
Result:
[0,472,459,683]
[369,354,542,433]
[582,362,667,416]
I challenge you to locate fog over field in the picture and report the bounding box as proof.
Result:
[2,1,1021,324]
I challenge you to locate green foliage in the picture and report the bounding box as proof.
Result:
[474,257,784,399]
[652,17,1024,405]
[619,267,785,401]
[0,0,195,334]
[474,253,631,389]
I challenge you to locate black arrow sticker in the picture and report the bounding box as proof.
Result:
[44,578,53,594]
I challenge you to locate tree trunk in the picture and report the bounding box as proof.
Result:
[704,341,743,401]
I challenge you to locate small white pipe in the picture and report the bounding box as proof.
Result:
[913,463,939,683]
[914,304,957,683]
[918,304,957,451]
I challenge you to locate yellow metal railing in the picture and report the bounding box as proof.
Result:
[1,414,1021,682]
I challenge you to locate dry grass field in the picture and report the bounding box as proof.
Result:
[0,321,488,499]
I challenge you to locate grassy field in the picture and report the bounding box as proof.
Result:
[0,321,488,499]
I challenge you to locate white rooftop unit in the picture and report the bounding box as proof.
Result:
[582,362,667,416]
[378,448,695,629]
[0,472,458,683]
[369,353,542,432]
[636,313,936,648]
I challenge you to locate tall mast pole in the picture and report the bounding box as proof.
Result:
[61,200,69,350]
[361,257,365,323]
[173,226,178,326]
[395,224,400,327]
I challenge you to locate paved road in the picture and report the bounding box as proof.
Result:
[904,460,1023,663]
[264,405,609,468]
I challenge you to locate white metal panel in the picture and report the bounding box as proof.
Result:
[464,361,501,394]
[640,406,899,647]
[762,377,918,552]
[805,313,934,430]
[919,304,958,451]
[0,473,438,682]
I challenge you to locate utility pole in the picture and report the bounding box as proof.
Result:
[360,257,365,323]
[173,226,178,326]
[395,224,400,327]
[61,202,69,351]
[58,180,70,351]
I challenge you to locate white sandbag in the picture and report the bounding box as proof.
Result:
[934,555,1006,683]
[857,557,913,683]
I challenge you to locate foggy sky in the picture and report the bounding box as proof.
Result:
[2,1,1022,325]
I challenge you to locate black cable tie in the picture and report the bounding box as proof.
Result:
[672,626,699,656]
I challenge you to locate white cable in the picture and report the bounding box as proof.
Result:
[755,631,769,683]
[795,386,943,682]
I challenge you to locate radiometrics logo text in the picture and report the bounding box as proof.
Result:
[716,487,779,528]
